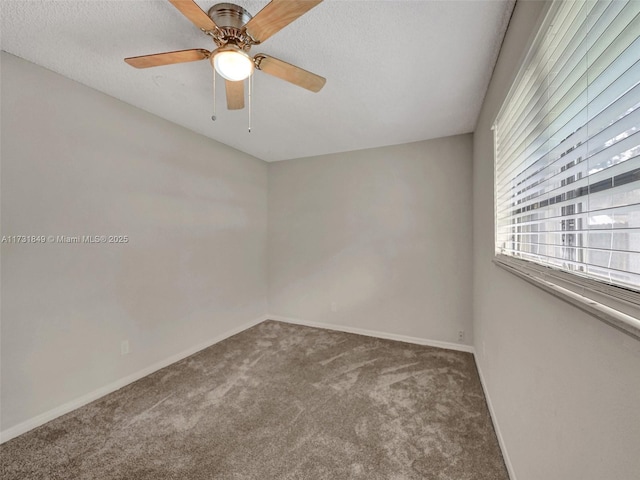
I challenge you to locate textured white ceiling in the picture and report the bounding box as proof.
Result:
[1,0,514,161]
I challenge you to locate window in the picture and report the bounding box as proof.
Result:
[493,0,640,335]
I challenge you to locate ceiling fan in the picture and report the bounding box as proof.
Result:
[124,0,326,111]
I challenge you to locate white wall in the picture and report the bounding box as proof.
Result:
[473,2,640,479]
[0,52,268,433]
[268,135,473,345]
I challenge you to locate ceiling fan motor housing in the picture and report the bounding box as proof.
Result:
[208,3,252,29]
[208,3,255,49]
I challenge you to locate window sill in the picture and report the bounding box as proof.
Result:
[493,256,640,340]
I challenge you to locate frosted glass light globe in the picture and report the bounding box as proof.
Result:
[213,49,254,81]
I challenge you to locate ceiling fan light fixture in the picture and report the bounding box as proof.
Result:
[212,46,254,81]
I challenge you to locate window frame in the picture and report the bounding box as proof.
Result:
[492,0,640,340]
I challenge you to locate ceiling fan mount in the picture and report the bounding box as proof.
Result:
[206,3,255,50]
[124,0,326,111]
[208,2,252,28]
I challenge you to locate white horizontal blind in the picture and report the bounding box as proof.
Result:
[494,0,640,294]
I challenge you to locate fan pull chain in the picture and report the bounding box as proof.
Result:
[211,69,217,122]
[248,74,252,133]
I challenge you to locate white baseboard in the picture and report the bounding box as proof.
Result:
[0,314,269,444]
[474,356,517,480]
[267,314,475,353]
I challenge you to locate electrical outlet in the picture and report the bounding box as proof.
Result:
[121,339,130,356]
[457,330,465,342]
[331,302,337,312]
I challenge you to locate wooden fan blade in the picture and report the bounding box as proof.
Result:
[225,80,245,110]
[244,0,323,43]
[168,0,217,31]
[125,49,210,68]
[255,54,325,92]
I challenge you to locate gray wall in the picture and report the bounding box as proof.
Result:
[268,135,474,345]
[0,52,268,432]
[472,2,640,479]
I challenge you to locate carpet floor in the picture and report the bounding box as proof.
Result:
[0,321,508,479]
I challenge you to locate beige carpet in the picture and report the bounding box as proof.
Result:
[0,320,508,479]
